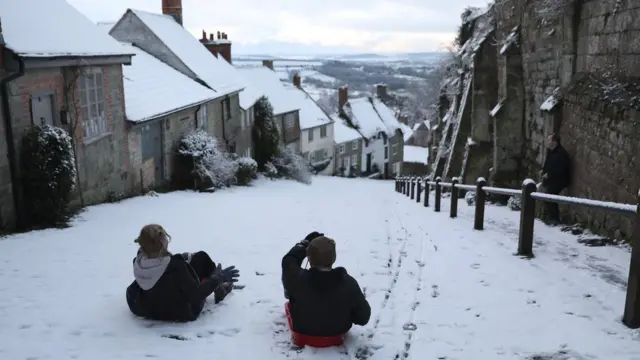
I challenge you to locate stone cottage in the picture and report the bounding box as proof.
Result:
[333,118,364,177]
[108,5,249,156]
[236,64,301,153]
[337,86,405,178]
[0,0,134,231]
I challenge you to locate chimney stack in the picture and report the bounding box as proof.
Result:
[217,31,221,40]
[202,30,206,40]
[338,86,348,108]
[293,73,301,88]
[376,84,388,99]
[162,0,183,25]
[209,33,214,41]
[398,114,409,125]
[262,60,274,70]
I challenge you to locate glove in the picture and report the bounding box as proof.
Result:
[214,283,232,304]
[304,231,324,241]
[221,265,240,283]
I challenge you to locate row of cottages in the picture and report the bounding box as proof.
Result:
[403,119,433,176]
[333,85,406,178]
[0,0,255,231]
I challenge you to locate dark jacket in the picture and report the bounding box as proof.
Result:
[126,253,220,322]
[542,144,571,193]
[281,244,371,337]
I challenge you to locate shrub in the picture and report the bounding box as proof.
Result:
[465,191,476,206]
[177,130,236,190]
[252,96,280,172]
[507,195,521,211]
[272,147,312,184]
[235,157,258,186]
[20,125,76,228]
[263,161,278,179]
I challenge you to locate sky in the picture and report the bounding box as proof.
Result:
[67,0,491,54]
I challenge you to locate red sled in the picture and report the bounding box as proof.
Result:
[284,302,345,348]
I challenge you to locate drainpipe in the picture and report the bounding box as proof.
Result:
[1,53,26,229]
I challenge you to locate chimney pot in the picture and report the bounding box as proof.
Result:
[210,33,214,41]
[202,30,206,40]
[217,31,221,39]
[293,73,301,88]
[338,86,349,108]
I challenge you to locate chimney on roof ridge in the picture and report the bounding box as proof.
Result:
[217,31,221,39]
[376,84,388,99]
[162,0,183,26]
[338,86,348,108]
[293,73,301,88]
[202,30,206,40]
[209,33,214,41]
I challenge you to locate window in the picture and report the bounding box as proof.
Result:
[249,107,255,126]
[352,140,358,150]
[392,143,398,155]
[284,113,295,129]
[308,128,314,142]
[245,147,252,158]
[393,162,400,175]
[384,146,389,159]
[339,144,345,154]
[320,125,327,138]
[79,68,107,140]
[313,149,324,161]
[196,104,207,129]
[382,134,387,144]
[222,97,231,120]
[302,152,309,161]
[241,110,246,129]
[351,154,358,165]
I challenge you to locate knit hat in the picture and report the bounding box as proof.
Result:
[307,236,336,268]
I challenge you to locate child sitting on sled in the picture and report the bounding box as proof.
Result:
[281,232,371,339]
[126,224,240,322]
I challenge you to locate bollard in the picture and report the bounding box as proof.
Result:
[396,178,399,192]
[474,177,486,230]
[404,177,408,195]
[450,177,459,218]
[416,178,422,203]
[424,177,430,207]
[517,179,537,257]
[434,177,442,212]
[407,177,412,197]
[622,196,640,329]
[410,177,416,199]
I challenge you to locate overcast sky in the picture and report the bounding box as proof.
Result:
[68,0,490,53]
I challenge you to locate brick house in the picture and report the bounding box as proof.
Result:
[337,86,405,178]
[236,63,301,153]
[0,0,134,231]
[108,5,249,156]
[333,120,364,177]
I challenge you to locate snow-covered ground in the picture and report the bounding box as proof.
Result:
[0,177,638,359]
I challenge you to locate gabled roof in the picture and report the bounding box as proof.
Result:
[286,87,334,130]
[342,97,404,138]
[333,118,362,144]
[236,67,300,115]
[116,42,218,123]
[126,9,244,96]
[404,145,429,164]
[0,0,133,58]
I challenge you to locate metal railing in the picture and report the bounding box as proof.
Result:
[394,176,640,329]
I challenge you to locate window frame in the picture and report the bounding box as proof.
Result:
[196,104,207,129]
[320,125,327,138]
[351,140,358,150]
[308,128,314,142]
[78,67,108,141]
[392,142,398,155]
[339,144,345,154]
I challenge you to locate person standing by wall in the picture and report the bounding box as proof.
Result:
[540,134,571,225]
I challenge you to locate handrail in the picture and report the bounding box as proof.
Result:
[392,176,640,329]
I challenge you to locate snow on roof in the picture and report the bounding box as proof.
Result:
[0,0,134,58]
[286,87,334,130]
[372,97,403,134]
[235,71,264,110]
[333,119,362,144]
[130,10,244,96]
[344,98,387,138]
[118,43,218,122]
[403,145,429,164]
[236,67,299,115]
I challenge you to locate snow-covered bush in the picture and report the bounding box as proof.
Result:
[252,96,280,172]
[263,161,278,179]
[465,191,476,206]
[235,157,258,186]
[20,124,76,228]
[272,147,312,184]
[507,195,521,211]
[177,130,236,190]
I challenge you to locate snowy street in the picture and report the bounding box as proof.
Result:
[0,177,638,359]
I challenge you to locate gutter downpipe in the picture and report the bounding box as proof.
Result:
[0,53,25,230]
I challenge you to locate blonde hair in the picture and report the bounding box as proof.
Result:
[137,224,171,258]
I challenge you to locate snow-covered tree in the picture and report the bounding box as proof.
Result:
[272,147,312,184]
[178,130,237,189]
[252,96,281,172]
[20,124,77,228]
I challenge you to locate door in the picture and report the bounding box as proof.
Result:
[384,162,389,179]
[345,157,351,176]
[31,93,55,126]
[141,121,164,186]
[366,153,372,173]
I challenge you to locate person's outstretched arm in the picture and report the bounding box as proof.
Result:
[175,256,221,302]
[348,276,371,326]
[281,240,309,297]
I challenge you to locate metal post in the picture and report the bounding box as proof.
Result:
[424,177,430,207]
[416,178,422,203]
[622,197,640,329]
[410,177,415,199]
[474,177,486,230]
[450,177,459,218]
[404,177,408,195]
[517,180,537,257]
[434,177,441,212]
[407,177,412,197]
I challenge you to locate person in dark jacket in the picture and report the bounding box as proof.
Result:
[541,134,571,225]
[282,232,371,337]
[126,224,240,322]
